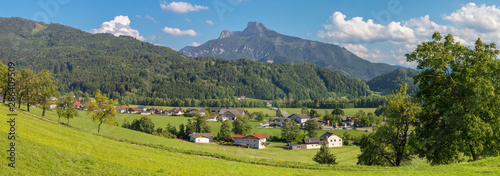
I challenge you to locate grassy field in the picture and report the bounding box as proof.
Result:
[2,104,499,175]
[281,108,376,116]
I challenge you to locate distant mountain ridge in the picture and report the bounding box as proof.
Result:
[181,22,399,80]
[0,17,371,101]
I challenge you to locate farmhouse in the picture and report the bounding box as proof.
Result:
[207,115,217,122]
[49,104,57,109]
[117,107,127,113]
[128,107,141,113]
[303,137,322,149]
[271,117,291,127]
[320,132,343,147]
[290,113,311,124]
[218,108,245,121]
[150,107,164,114]
[233,133,268,149]
[189,133,214,143]
[74,101,84,110]
[341,115,358,127]
[165,109,185,116]
[137,106,148,112]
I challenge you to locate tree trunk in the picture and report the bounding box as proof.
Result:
[67,118,70,125]
[27,101,30,112]
[2,91,6,103]
[98,121,103,133]
[42,107,46,116]
[58,115,60,122]
[18,99,21,108]
[470,145,479,161]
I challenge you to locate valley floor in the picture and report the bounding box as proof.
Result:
[1,104,498,175]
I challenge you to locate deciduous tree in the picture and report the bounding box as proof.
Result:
[407,32,500,164]
[87,90,117,133]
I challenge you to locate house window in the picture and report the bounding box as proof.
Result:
[339,139,342,141]
[334,139,336,142]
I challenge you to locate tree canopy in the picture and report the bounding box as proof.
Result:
[407,32,500,164]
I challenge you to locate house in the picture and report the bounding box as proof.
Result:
[290,113,311,124]
[280,110,291,118]
[137,106,148,111]
[303,137,322,149]
[237,96,246,100]
[74,101,84,110]
[320,132,343,147]
[189,133,214,143]
[49,104,57,109]
[164,109,185,116]
[289,144,306,150]
[233,133,268,149]
[128,107,141,113]
[50,97,58,101]
[271,118,291,127]
[150,107,164,114]
[218,108,245,121]
[207,116,217,122]
[117,107,127,113]
[341,115,358,127]
[120,105,129,109]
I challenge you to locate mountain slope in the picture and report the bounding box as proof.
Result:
[0,17,370,100]
[180,22,398,80]
[366,68,419,95]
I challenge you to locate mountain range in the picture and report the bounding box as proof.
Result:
[0,17,372,101]
[181,22,399,80]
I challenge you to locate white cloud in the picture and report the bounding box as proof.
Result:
[160,1,208,13]
[318,12,416,44]
[91,15,145,41]
[185,18,191,22]
[189,42,200,47]
[205,20,214,25]
[162,26,198,36]
[443,3,500,33]
[136,15,157,23]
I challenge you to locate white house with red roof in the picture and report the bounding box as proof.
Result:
[233,133,268,149]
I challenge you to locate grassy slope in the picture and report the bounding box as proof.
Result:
[1,105,498,175]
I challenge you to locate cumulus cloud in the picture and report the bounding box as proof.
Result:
[162,26,198,36]
[160,1,208,13]
[205,20,214,25]
[318,12,416,44]
[189,42,200,47]
[443,3,500,33]
[91,15,145,41]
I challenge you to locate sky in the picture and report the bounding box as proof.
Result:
[2,0,500,68]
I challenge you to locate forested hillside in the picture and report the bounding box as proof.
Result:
[366,68,418,95]
[0,17,371,103]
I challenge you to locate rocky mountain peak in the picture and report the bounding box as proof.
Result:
[242,21,270,34]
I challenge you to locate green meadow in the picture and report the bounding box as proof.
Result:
[1,104,498,175]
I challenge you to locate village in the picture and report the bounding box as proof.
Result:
[50,95,363,150]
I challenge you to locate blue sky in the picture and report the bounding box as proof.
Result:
[2,0,500,67]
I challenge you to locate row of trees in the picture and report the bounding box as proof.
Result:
[357,33,500,166]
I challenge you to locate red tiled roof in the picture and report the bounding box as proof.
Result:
[233,134,247,138]
[251,133,268,139]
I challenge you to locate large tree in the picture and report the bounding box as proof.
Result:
[407,32,500,164]
[217,120,231,141]
[0,63,9,103]
[35,70,58,116]
[357,84,419,166]
[194,114,211,133]
[87,90,117,133]
[281,120,302,143]
[232,115,252,134]
[303,119,321,138]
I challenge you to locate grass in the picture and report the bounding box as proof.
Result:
[3,104,499,175]
[281,108,376,116]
